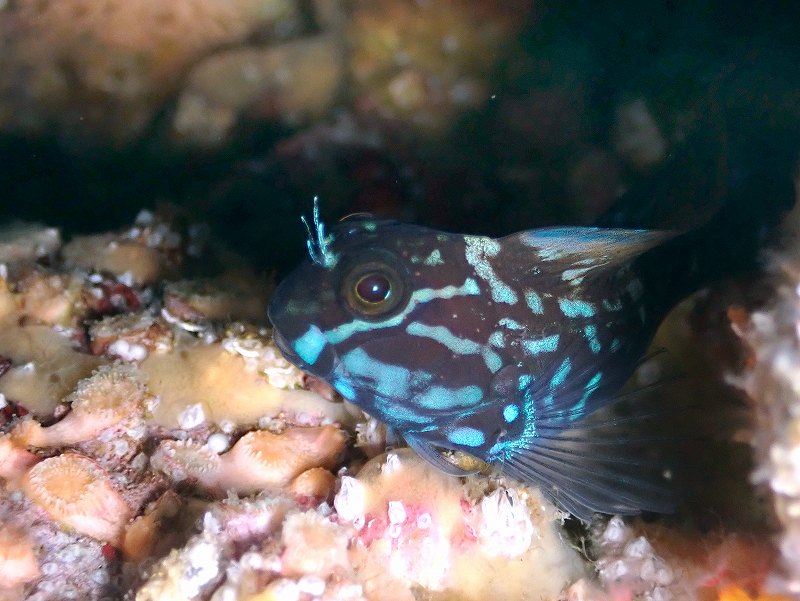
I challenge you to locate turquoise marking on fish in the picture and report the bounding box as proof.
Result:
[326,278,480,343]
[424,249,444,266]
[522,334,560,355]
[416,385,483,410]
[406,322,481,354]
[524,289,544,314]
[558,298,595,318]
[503,404,520,422]
[332,376,357,401]
[481,348,503,373]
[518,375,533,390]
[603,298,624,311]
[341,348,415,400]
[550,358,572,389]
[499,317,523,330]
[465,236,519,304]
[291,325,328,365]
[627,278,644,301]
[584,325,602,353]
[448,426,485,447]
[570,371,603,419]
[268,209,713,520]
[488,331,505,347]
[562,267,591,285]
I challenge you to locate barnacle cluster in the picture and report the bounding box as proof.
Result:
[730,268,800,594]
[566,517,782,601]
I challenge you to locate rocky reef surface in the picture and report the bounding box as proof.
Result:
[0,209,796,601]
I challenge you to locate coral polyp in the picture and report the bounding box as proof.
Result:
[11,364,146,447]
[226,426,347,487]
[20,453,133,544]
[152,425,348,495]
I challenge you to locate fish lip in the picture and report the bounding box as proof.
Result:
[271,324,342,383]
[271,328,296,361]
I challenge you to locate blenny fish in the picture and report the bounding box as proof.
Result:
[268,200,702,520]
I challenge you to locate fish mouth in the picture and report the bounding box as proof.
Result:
[271,328,302,366]
[271,324,342,384]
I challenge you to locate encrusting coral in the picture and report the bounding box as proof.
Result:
[0,213,361,598]
[347,0,532,135]
[0,436,39,482]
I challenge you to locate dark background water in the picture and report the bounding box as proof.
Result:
[1,0,798,276]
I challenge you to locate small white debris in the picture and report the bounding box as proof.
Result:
[416,512,432,530]
[640,556,674,586]
[600,558,631,581]
[206,433,230,454]
[382,452,402,475]
[297,575,326,596]
[180,540,222,598]
[108,339,149,362]
[218,420,236,434]
[333,476,366,522]
[477,488,535,558]
[387,501,407,525]
[624,536,655,559]
[602,516,629,546]
[177,403,206,429]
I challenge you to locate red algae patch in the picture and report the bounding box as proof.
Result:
[20,454,132,544]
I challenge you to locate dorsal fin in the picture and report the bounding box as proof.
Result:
[512,227,676,276]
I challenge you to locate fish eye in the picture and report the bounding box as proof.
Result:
[341,259,407,318]
[355,273,391,304]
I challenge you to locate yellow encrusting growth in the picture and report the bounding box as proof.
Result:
[0,322,104,415]
[140,337,352,428]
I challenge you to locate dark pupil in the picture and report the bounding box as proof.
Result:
[356,273,391,303]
